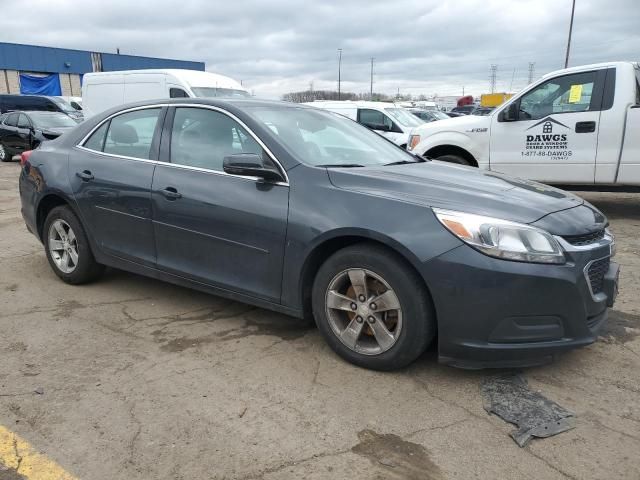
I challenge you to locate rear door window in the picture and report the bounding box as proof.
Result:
[17,114,31,129]
[83,122,109,152]
[4,113,18,127]
[83,108,161,160]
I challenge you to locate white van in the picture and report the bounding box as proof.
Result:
[304,101,424,148]
[82,69,250,118]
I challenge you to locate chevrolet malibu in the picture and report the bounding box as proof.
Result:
[18,99,619,370]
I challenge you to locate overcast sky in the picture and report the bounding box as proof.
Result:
[2,0,638,98]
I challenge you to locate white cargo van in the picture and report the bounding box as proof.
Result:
[304,101,424,148]
[82,69,250,118]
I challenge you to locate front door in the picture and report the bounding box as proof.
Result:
[357,108,403,144]
[151,106,289,302]
[69,107,164,266]
[490,69,605,183]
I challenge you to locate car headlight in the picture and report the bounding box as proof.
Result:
[433,208,565,264]
[408,134,421,151]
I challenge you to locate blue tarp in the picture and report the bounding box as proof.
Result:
[19,73,62,95]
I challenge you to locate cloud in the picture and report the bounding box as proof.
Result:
[2,0,638,99]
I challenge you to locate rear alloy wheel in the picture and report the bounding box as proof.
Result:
[312,243,435,370]
[0,143,9,162]
[43,206,104,284]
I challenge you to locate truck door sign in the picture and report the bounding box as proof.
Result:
[522,117,572,159]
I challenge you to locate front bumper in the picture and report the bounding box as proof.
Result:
[420,242,618,369]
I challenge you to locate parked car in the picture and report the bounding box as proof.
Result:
[445,111,465,118]
[56,96,83,112]
[82,69,250,118]
[471,107,494,116]
[450,105,477,115]
[407,108,451,123]
[19,98,619,370]
[408,61,640,186]
[305,101,424,148]
[0,94,83,122]
[0,111,77,162]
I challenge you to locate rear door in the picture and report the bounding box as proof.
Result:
[70,107,165,265]
[14,113,33,153]
[490,69,606,183]
[151,106,289,301]
[0,113,20,155]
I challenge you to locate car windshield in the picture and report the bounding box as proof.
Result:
[422,110,449,121]
[191,87,251,98]
[29,112,77,128]
[50,98,77,113]
[248,106,420,167]
[384,108,424,127]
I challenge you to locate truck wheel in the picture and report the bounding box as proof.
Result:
[435,154,472,166]
[43,206,105,284]
[312,243,435,371]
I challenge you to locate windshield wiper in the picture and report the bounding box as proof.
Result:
[317,163,366,168]
[384,160,419,166]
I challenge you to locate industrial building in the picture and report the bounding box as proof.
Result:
[0,42,205,96]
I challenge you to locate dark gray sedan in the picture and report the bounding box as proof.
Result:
[18,99,619,370]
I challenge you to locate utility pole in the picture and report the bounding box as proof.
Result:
[509,68,516,91]
[462,86,465,96]
[564,0,576,68]
[528,62,536,84]
[370,57,374,100]
[337,49,342,100]
[490,64,498,93]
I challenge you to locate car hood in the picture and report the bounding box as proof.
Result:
[40,126,74,135]
[327,161,590,228]
[412,114,490,134]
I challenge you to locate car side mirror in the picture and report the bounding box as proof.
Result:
[500,102,518,122]
[223,153,283,182]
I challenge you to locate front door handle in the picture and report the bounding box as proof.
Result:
[76,170,94,181]
[575,121,596,133]
[161,187,182,200]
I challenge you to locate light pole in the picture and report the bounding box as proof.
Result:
[337,48,342,100]
[370,57,374,100]
[564,0,576,68]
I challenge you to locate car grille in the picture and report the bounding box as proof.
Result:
[563,229,605,246]
[587,257,610,295]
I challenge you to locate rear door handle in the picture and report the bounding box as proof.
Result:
[161,187,182,200]
[575,121,596,133]
[76,170,94,181]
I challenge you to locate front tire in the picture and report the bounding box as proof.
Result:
[312,243,435,370]
[43,206,104,284]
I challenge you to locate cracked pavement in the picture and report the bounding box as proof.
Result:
[0,162,639,479]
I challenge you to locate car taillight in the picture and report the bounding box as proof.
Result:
[408,134,421,151]
[20,150,33,166]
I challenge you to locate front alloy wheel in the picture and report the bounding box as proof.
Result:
[312,243,435,370]
[325,268,403,355]
[0,143,7,162]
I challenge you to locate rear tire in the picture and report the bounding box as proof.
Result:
[435,154,472,166]
[312,243,435,371]
[0,142,9,162]
[43,206,104,284]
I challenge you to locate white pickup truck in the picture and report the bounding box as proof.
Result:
[408,62,640,185]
